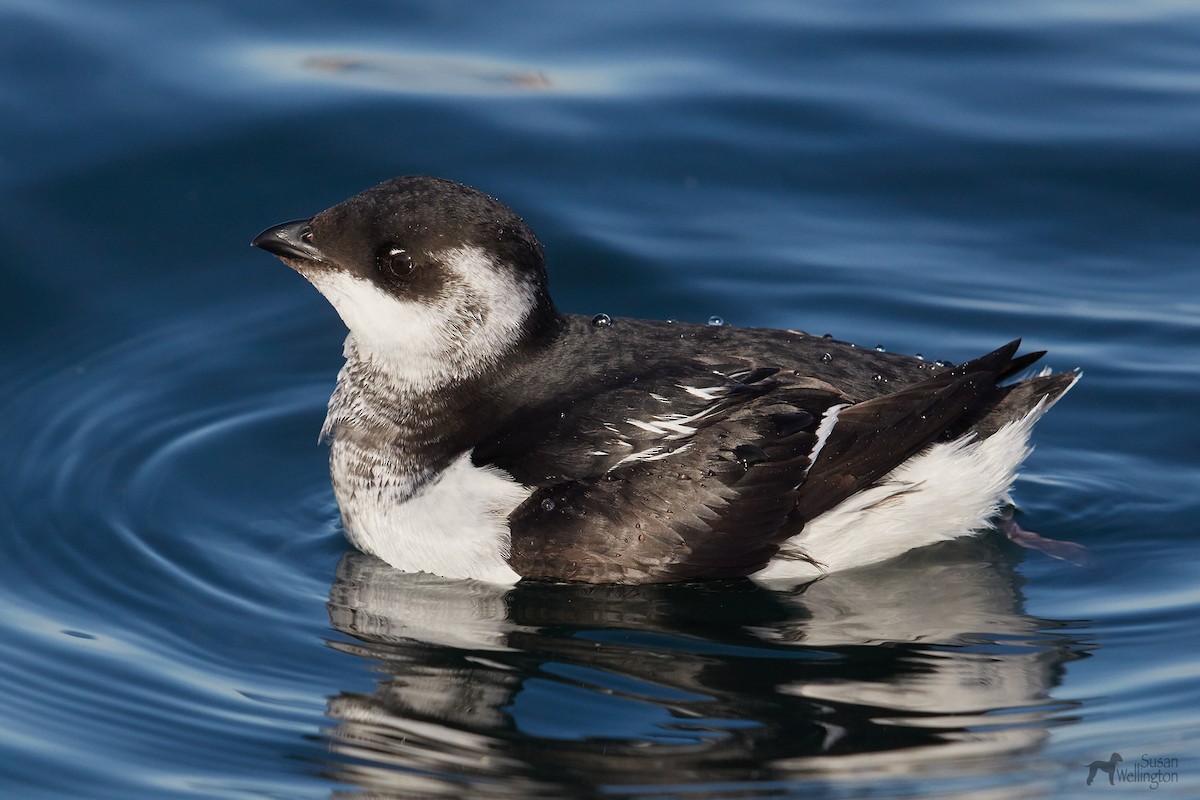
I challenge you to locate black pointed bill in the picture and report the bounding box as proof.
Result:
[250,218,325,262]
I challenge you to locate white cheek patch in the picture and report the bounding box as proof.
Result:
[303,245,537,387]
[306,270,443,357]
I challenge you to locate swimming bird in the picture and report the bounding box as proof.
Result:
[251,176,1077,584]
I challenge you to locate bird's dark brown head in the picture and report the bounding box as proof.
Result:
[252,176,558,384]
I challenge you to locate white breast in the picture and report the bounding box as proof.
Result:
[335,450,530,584]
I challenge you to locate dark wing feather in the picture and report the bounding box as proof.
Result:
[948,371,1075,439]
[508,383,847,583]
[508,340,1046,584]
[789,340,1026,525]
[472,314,973,486]
[474,362,789,485]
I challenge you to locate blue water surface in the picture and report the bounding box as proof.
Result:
[2,1,1198,797]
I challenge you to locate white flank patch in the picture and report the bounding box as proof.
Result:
[304,245,537,387]
[339,451,529,584]
[758,394,1062,582]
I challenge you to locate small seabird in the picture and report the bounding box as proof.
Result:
[252,176,1078,584]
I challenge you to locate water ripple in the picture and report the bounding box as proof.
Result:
[0,302,348,797]
[4,1,1200,794]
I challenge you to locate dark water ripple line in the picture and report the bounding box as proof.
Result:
[0,307,358,797]
[0,601,332,800]
[0,301,344,644]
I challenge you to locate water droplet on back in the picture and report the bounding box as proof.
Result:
[820,352,832,363]
[540,498,556,512]
[707,315,724,326]
[732,444,770,469]
[874,344,886,352]
[591,313,612,328]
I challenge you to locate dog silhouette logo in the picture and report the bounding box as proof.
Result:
[1085,753,1123,785]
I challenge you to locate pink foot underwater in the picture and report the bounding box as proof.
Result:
[998,512,1091,567]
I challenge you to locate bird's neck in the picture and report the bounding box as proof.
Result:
[320,334,516,483]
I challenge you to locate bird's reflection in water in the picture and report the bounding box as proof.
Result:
[322,539,1088,798]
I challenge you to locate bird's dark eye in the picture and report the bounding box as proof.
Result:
[378,247,415,278]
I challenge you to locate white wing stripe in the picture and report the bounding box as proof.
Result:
[804,403,849,477]
[679,384,726,401]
